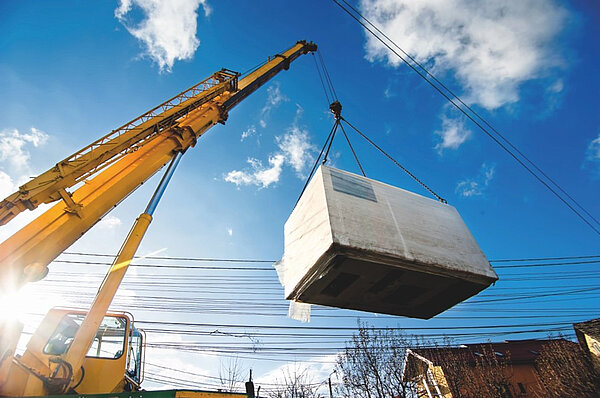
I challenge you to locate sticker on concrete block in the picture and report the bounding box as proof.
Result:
[331,170,377,202]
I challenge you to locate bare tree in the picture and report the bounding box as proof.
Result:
[267,364,323,398]
[335,322,418,398]
[335,324,523,398]
[219,356,245,392]
[535,338,600,398]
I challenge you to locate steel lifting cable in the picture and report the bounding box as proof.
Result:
[295,121,339,206]
[339,122,366,176]
[322,119,340,164]
[312,53,331,105]
[317,50,338,101]
[341,117,447,203]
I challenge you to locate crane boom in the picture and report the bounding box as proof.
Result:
[0,40,316,290]
[0,70,238,226]
[0,40,316,397]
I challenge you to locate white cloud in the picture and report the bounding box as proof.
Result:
[360,0,567,110]
[259,83,288,128]
[224,123,315,188]
[0,127,48,172]
[240,126,257,142]
[456,163,496,197]
[224,155,285,188]
[256,355,337,396]
[277,126,316,176]
[586,133,600,175]
[115,0,209,72]
[548,79,564,94]
[97,215,122,229]
[0,171,16,200]
[227,228,233,236]
[588,135,600,161]
[434,116,471,152]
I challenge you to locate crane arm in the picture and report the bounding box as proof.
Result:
[0,69,239,226]
[0,40,317,291]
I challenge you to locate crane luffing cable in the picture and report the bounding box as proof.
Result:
[330,0,600,236]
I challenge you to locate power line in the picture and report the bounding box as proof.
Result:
[58,251,600,267]
[330,0,600,236]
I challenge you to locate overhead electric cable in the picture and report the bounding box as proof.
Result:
[490,254,600,263]
[62,251,276,263]
[330,0,600,236]
[60,251,600,264]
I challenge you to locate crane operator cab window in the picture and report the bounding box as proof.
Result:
[43,313,127,359]
[127,325,144,384]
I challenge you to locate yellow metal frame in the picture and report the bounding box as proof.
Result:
[0,40,317,397]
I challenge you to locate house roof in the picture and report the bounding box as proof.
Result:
[573,318,600,340]
[414,338,577,366]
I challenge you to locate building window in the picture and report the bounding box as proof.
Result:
[518,382,526,394]
[497,383,513,398]
[592,342,600,356]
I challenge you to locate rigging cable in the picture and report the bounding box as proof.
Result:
[339,122,366,176]
[341,117,446,203]
[330,0,600,236]
[312,53,332,105]
[295,121,339,206]
[317,50,338,101]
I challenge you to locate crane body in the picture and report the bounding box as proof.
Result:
[0,40,317,397]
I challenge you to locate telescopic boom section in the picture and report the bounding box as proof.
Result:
[0,40,317,290]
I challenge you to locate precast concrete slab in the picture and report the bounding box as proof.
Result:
[276,166,498,319]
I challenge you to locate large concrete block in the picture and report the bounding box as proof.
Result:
[276,166,498,319]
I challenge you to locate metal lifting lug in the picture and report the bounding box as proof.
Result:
[329,101,342,119]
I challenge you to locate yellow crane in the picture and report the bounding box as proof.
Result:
[0,40,317,397]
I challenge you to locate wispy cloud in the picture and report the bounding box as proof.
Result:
[97,215,122,229]
[588,135,600,161]
[225,119,315,188]
[585,133,600,175]
[227,228,233,236]
[115,0,210,72]
[256,355,337,396]
[0,127,51,243]
[0,127,49,199]
[0,127,48,171]
[240,126,257,142]
[259,83,288,128]
[456,163,496,197]
[277,126,315,177]
[434,116,471,153]
[360,0,567,110]
[225,155,285,188]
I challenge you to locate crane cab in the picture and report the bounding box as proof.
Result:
[1,309,144,396]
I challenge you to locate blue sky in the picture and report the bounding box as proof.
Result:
[1,0,599,393]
